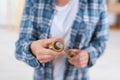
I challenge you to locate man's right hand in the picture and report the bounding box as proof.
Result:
[30,38,65,63]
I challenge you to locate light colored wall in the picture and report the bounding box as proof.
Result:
[0,0,7,25]
[0,0,17,26]
[0,0,117,26]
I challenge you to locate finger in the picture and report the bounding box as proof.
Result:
[70,58,88,68]
[40,51,63,61]
[69,49,81,54]
[73,58,88,68]
[79,53,85,58]
[68,59,75,65]
[69,59,87,68]
[42,37,62,48]
[42,38,56,48]
[79,59,88,65]
[56,52,65,58]
[37,49,64,59]
[79,55,89,63]
[38,48,63,56]
[69,57,78,66]
[75,63,87,68]
[39,58,52,63]
[69,56,77,63]
[80,59,88,64]
[75,59,88,68]
[39,51,64,63]
[79,55,87,60]
[73,58,87,68]
[48,49,64,56]
[37,54,55,63]
[69,55,87,64]
[79,50,89,57]
[37,54,53,60]
[68,53,80,65]
[79,63,87,68]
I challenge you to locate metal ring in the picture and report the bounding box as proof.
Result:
[49,39,64,52]
[67,50,76,58]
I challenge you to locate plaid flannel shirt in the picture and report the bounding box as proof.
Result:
[15,0,109,80]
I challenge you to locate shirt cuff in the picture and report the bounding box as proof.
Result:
[21,41,45,68]
[85,46,97,67]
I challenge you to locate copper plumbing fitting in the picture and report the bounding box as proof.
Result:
[49,39,64,52]
[67,50,77,58]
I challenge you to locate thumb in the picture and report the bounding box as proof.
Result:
[69,49,81,54]
[42,37,62,48]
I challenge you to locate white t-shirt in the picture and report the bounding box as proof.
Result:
[50,0,79,80]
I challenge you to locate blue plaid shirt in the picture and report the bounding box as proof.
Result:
[15,0,109,80]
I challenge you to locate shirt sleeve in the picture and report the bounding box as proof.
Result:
[15,0,42,68]
[85,0,109,67]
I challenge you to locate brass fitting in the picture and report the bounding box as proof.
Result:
[67,50,77,58]
[49,39,64,52]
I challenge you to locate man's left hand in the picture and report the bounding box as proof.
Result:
[68,49,89,68]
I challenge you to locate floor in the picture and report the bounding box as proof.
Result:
[0,29,120,80]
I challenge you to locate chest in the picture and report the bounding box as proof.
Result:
[36,2,100,49]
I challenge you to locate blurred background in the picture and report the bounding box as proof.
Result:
[0,0,120,80]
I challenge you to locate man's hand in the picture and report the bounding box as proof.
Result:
[68,49,89,68]
[30,38,65,63]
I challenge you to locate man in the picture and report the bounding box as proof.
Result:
[15,0,109,80]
